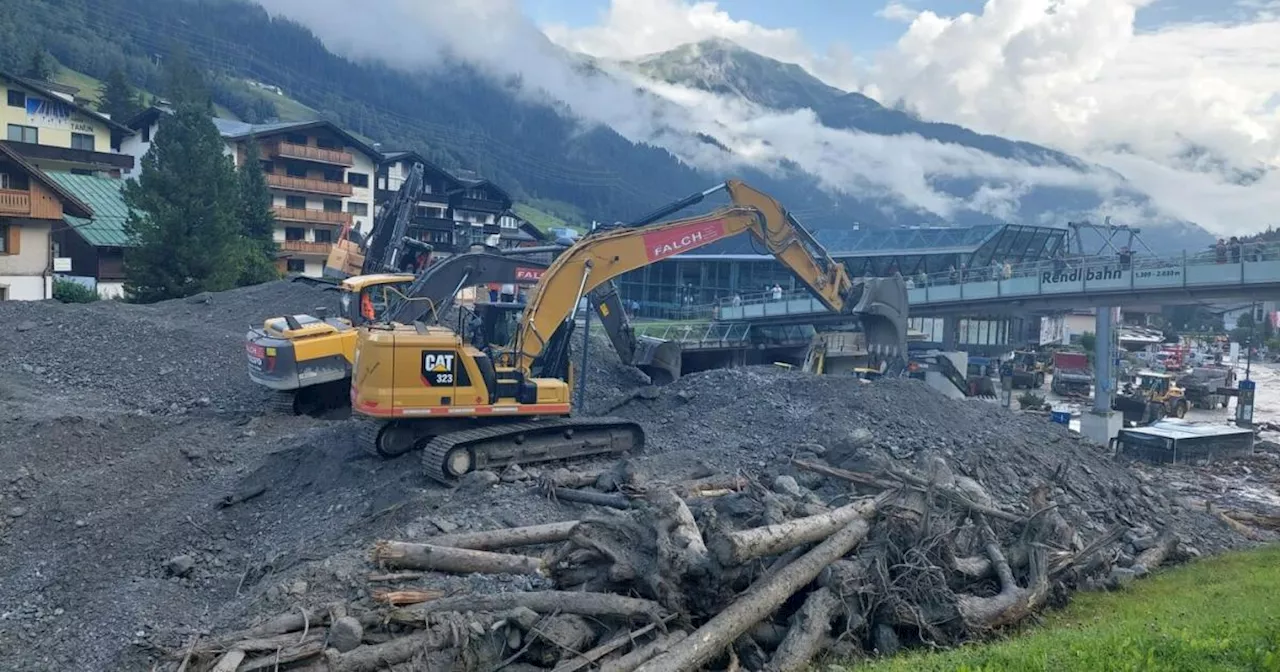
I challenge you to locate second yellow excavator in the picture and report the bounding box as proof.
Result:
[350,180,909,483]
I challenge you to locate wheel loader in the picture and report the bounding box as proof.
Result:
[1112,370,1190,426]
[349,179,910,483]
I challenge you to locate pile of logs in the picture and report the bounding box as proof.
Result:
[171,457,1183,672]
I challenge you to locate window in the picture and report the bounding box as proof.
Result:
[285,227,305,241]
[347,201,368,217]
[285,133,308,145]
[322,167,343,182]
[286,259,306,273]
[7,90,24,108]
[6,124,37,144]
[465,189,486,200]
[285,163,307,178]
[347,172,369,188]
[285,195,306,210]
[141,124,151,143]
[0,223,9,253]
[322,199,342,213]
[0,173,8,189]
[71,133,95,151]
[316,137,340,150]
[377,175,388,191]
[260,160,273,174]
[314,228,333,243]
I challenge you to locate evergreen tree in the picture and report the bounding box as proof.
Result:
[97,68,142,122]
[235,136,280,286]
[23,48,55,81]
[122,53,241,302]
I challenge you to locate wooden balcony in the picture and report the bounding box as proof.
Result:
[279,239,334,256]
[273,141,354,167]
[0,189,31,216]
[265,173,353,197]
[272,206,352,227]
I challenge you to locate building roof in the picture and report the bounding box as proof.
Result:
[211,118,382,162]
[0,144,93,219]
[379,150,465,190]
[0,70,134,135]
[122,104,171,131]
[43,171,134,247]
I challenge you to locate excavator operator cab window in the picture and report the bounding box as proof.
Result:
[345,281,413,325]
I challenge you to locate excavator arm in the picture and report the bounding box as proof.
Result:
[514,179,908,374]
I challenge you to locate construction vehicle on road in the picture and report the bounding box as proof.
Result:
[349,179,909,483]
[1009,350,1047,389]
[1177,366,1237,409]
[1049,351,1092,397]
[1112,370,1189,425]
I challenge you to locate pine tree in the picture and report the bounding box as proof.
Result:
[235,136,280,286]
[122,52,241,302]
[97,68,142,122]
[23,48,54,81]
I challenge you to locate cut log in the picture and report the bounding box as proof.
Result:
[792,459,1021,523]
[1133,532,1178,571]
[636,515,875,672]
[372,589,445,606]
[239,642,326,672]
[544,468,606,489]
[767,587,840,672]
[389,591,667,625]
[710,497,880,566]
[426,521,580,550]
[527,614,599,666]
[646,488,710,570]
[551,619,670,672]
[216,609,325,643]
[213,630,327,654]
[367,571,425,583]
[211,650,246,672]
[372,541,546,576]
[552,487,632,509]
[600,632,688,672]
[1223,509,1280,531]
[321,632,456,672]
[677,475,749,497]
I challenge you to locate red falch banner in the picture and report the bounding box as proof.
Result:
[642,219,727,261]
[515,267,544,283]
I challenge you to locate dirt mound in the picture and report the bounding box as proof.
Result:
[0,280,338,414]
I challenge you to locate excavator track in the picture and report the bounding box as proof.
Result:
[420,416,645,485]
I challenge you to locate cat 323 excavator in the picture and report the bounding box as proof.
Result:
[350,179,910,483]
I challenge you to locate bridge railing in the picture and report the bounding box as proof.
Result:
[714,241,1280,317]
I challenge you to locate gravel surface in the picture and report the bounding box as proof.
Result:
[0,286,1257,671]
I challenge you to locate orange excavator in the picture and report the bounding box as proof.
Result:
[349,180,909,482]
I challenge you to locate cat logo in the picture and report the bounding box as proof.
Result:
[421,351,456,387]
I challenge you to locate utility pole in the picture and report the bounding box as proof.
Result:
[1237,301,1256,427]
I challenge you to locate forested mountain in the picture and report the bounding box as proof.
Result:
[0,0,1215,253]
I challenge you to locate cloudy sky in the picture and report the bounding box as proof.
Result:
[258,0,1280,237]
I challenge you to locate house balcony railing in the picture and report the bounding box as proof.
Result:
[266,173,353,197]
[273,141,354,167]
[0,189,31,215]
[279,239,334,256]
[272,206,352,227]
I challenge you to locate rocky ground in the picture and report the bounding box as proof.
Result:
[0,281,1269,671]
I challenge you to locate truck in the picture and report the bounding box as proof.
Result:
[1177,366,1237,409]
[1049,351,1092,397]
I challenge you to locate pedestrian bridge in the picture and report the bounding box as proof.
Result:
[719,250,1280,321]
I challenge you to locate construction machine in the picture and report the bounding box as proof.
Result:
[322,163,432,282]
[1112,370,1189,425]
[1009,350,1047,389]
[1049,351,1092,397]
[349,179,909,483]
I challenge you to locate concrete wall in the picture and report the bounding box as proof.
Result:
[119,120,158,179]
[1,81,114,152]
[0,220,51,300]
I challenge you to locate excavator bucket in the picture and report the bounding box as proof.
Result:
[632,336,682,385]
[847,274,909,362]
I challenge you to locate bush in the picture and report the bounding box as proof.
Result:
[1017,391,1046,410]
[52,278,100,303]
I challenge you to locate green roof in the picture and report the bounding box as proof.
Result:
[43,172,135,247]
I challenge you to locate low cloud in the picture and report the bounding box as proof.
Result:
[254,0,1255,233]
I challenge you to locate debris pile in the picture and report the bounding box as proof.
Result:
[174,367,1243,672]
[0,280,339,413]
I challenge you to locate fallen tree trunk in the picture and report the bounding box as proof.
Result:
[678,475,749,498]
[389,591,667,625]
[239,642,326,672]
[767,587,840,672]
[1133,532,1178,572]
[552,487,632,509]
[426,521,580,551]
[636,515,875,672]
[373,589,445,606]
[551,619,670,672]
[600,632,688,672]
[646,488,710,571]
[372,540,546,576]
[321,632,456,672]
[210,650,246,672]
[710,497,880,566]
[955,514,1049,630]
[792,459,1022,523]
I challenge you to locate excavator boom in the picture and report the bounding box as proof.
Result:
[515,179,908,373]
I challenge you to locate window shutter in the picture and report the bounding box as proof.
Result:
[5,224,19,255]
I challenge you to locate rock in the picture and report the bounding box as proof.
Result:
[872,624,901,656]
[287,580,308,596]
[771,475,803,498]
[1108,567,1138,589]
[7,506,27,518]
[329,616,363,653]
[184,292,213,304]
[499,464,528,483]
[166,555,195,577]
[1131,535,1158,552]
[14,321,37,333]
[429,517,459,534]
[458,470,500,491]
[636,386,660,400]
[796,442,826,457]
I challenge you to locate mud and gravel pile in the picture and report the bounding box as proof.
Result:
[0,283,1263,672]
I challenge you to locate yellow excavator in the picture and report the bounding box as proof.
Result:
[350,180,909,482]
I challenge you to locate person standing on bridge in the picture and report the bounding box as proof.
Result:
[771,283,783,301]
[1229,237,1242,263]
[1216,239,1227,263]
